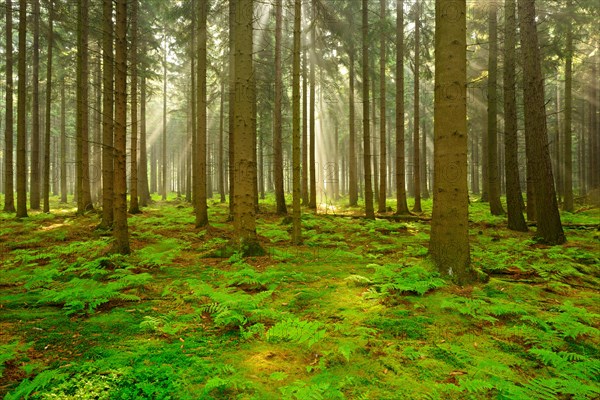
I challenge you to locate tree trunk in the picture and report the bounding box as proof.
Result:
[60,74,67,203]
[16,0,28,218]
[421,117,429,199]
[272,0,287,214]
[362,0,375,219]
[487,2,504,215]
[112,0,130,254]
[129,0,140,214]
[139,75,150,206]
[228,0,235,218]
[219,79,226,203]
[3,0,16,213]
[348,6,358,207]
[162,35,168,201]
[100,0,114,228]
[430,0,475,285]
[412,0,421,213]
[30,0,41,210]
[503,0,527,232]
[563,0,574,211]
[233,0,262,254]
[302,37,309,206]
[43,0,54,213]
[292,0,302,244]
[377,0,387,213]
[395,0,409,215]
[195,0,209,227]
[309,0,317,210]
[518,0,565,244]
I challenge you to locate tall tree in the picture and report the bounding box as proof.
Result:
[430,0,475,284]
[77,0,93,213]
[139,75,150,206]
[487,1,504,215]
[195,0,209,227]
[302,38,309,205]
[273,0,287,214]
[100,0,114,228]
[129,0,140,214]
[233,0,262,254]
[518,0,565,244]
[3,0,16,213]
[292,0,302,244]
[562,0,574,212]
[378,0,387,213]
[412,0,422,213]
[362,0,375,219]
[30,0,41,210]
[228,0,235,218]
[503,0,527,232]
[60,74,67,203]
[348,4,358,207]
[16,0,28,218]
[308,0,317,210]
[162,34,168,201]
[395,0,409,215]
[43,0,54,213]
[112,0,130,254]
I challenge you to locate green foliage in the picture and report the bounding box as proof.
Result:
[266,317,326,348]
[5,370,68,400]
[279,380,345,400]
[133,238,187,268]
[372,264,446,296]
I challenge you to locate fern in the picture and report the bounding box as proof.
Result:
[266,317,326,348]
[374,264,446,296]
[344,274,372,286]
[5,369,68,400]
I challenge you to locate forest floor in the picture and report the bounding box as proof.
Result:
[0,194,599,399]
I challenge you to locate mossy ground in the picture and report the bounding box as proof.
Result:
[0,193,598,399]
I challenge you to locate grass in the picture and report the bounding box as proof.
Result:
[0,193,598,399]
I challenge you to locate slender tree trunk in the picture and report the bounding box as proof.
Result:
[272,0,287,214]
[162,35,168,201]
[362,0,375,219]
[139,75,150,206]
[228,0,236,218]
[348,7,358,207]
[112,0,130,254]
[302,38,309,205]
[334,121,339,200]
[60,74,67,203]
[555,84,562,202]
[43,0,54,213]
[379,0,387,213]
[309,0,317,210]
[219,79,226,203]
[3,0,15,213]
[412,0,422,213]
[421,117,429,199]
[518,0,565,244]
[16,0,28,218]
[395,0,409,214]
[563,0,574,211]
[195,0,209,227]
[129,0,140,214]
[430,0,475,284]
[30,0,41,210]
[292,0,302,244]
[100,0,114,228]
[488,2,504,215]
[503,0,527,232]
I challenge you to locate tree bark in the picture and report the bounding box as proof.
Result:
[503,0,527,232]
[378,0,387,213]
[518,0,565,244]
[16,0,28,218]
[430,0,475,284]
[3,0,16,213]
[112,0,130,254]
[129,0,140,214]
[302,37,309,205]
[487,2,504,215]
[563,0,574,211]
[219,79,226,203]
[395,0,409,215]
[162,34,168,201]
[412,0,421,213]
[348,5,358,207]
[100,0,114,228]
[292,0,302,244]
[195,0,209,227]
[139,74,150,206]
[309,0,317,210]
[228,0,235,218]
[362,0,375,219]
[60,74,67,203]
[273,0,287,214]
[30,0,41,210]
[43,0,54,213]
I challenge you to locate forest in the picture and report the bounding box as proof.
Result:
[0,0,599,398]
